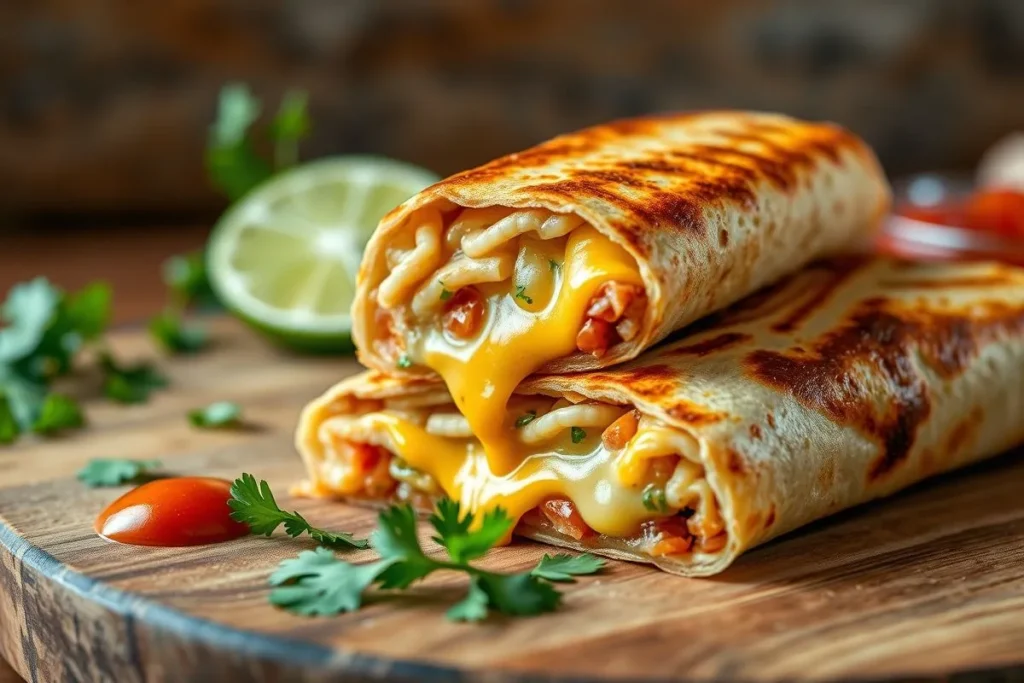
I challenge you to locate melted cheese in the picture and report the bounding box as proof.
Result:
[349,411,657,538]
[412,225,643,475]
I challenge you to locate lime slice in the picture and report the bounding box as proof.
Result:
[207,156,439,352]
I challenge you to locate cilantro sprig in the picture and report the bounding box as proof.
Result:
[206,83,310,202]
[101,353,169,405]
[513,285,534,305]
[149,310,208,354]
[228,473,368,549]
[268,498,605,621]
[78,459,163,487]
[188,400,243,428]
[0,278,168,443]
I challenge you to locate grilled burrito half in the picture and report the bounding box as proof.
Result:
[353,111,890,477]
[306,257,1024,576]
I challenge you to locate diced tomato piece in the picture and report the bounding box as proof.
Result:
[700,533,728,554]
[963,188,1024,238]
[576,318,616,357]
[348,442,384,474]
[687,512,725,540]
[443,287,484,339]
[647,516,693,557]
[602,410,640,450]
[541,498,595,540]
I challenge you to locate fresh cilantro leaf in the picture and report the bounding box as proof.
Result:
[0,278,60,364]
[641,483,669,513]
[428,498,472,548]
[372,504,436,588]
[32,394,84,435]
[270,90,310,169]
[396,354,413,369]
[62,282,112,341]
[206,83,274,201]
[228,473,368,549]
[100,353,168,404]
[0,393,19,444]
[263,499,598,621]
[513,285,533,305]
[430,502,512,564]
[446,576,490,622]
[514,410,536,428]
[531,553,606,583]
[0,366,46,432]
[148,310,208,354]
[77,458,162,487]
[570,426,586,444]
[308,527,370,550]
[439,281,453,302]
[211,83,261,147]
[269,547,392,616]
[188,400,241,428]
[18,281,112,381]
[548,259,561,273]
[162,251,219,309]
[476,572,561,616]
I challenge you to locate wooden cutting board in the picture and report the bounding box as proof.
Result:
[2,318,1024,683]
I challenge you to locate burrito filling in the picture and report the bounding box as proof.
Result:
[308,397,727,557]
[372,207,646,475]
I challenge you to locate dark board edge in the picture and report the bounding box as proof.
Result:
[2,517,1024,683]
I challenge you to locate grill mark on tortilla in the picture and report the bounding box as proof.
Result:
[583,365,723,425]
[664,257,873,342]
[749,424,763,440]
[764,505,777,529]
[745,298,1024,482]
[438,114,869,251]
[534,177,705,240]
[667,402,724,426]
[668,332,752,357]
[771,258,867,334]
[585,364,679,401]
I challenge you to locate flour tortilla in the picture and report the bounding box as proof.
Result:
[305,257,1024,576]
[353,111,891,374]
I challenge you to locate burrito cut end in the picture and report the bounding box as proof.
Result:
[351,110,890,486]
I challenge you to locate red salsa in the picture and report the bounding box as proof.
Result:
[95,477,249,547]
[880,183,1024,265]
[898,187,1024,238]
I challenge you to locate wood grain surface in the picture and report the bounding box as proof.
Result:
[2,318,1024,683]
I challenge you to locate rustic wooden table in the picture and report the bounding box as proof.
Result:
[1,223,209,682]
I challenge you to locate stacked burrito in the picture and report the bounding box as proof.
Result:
[295,111,1024,576]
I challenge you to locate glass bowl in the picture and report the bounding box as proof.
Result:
[875,173,1024,266]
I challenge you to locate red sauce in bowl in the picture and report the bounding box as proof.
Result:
[95,477,249,547]
[877,175,1024,266]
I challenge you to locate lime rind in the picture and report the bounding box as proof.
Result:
[207,155,438,350]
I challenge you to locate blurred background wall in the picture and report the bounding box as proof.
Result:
[2,0,1024,222]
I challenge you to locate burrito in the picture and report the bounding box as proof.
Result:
[352,111,889,476]
[300,256,1024,575]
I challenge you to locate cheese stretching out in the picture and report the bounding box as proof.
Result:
[375,217,644,474]
[301,396,726,558]
[300,257,1024,576]
[352,111,890,477]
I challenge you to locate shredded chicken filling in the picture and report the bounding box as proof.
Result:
[313,400,727,557]
[373,207,648,364]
